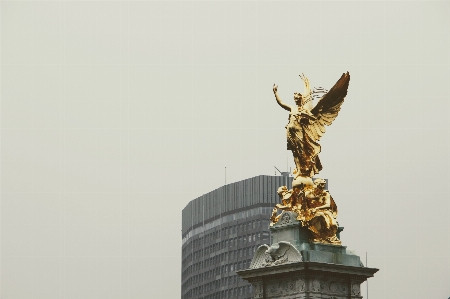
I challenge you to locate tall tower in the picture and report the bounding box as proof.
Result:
[181,175,292,299]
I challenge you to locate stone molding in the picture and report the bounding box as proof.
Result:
[250,242,303,269]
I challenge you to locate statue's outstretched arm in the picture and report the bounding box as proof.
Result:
[273,84,291,112]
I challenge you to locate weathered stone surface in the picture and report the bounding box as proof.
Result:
[250,242,303,269]
[237,211,378,298]
[270,211,310,247]
[269,212,362,268]
[237,261,377,299]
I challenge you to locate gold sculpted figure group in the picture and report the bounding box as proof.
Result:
[270,72,350,245]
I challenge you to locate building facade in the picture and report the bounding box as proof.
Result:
[181,175,292,299]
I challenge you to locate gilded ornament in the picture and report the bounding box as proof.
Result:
[271,72,350,245]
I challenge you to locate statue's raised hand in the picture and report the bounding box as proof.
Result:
[273,84,278,94]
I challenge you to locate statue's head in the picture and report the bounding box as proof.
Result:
[293,92,303,106]
[277,186,292,201]
[277,186,288,196]
[314,178,326,189]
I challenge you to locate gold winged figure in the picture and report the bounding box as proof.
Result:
[273,72,350,180]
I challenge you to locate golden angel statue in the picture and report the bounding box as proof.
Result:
[273,72,350,181]
[269,72,350,244]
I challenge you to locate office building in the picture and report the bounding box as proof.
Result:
[181,175,292,299]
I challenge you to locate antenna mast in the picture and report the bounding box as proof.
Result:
[274,166,290,186]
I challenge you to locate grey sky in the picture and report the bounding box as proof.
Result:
[1,1,449,298]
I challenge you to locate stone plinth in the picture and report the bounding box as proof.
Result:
[237,211,378,299]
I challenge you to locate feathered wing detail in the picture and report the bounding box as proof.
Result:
[300,73,313,110]
[249,245,270,269]
[249,243,303,268]
[307,72,350,141]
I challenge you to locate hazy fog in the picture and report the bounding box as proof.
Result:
[1,1,449,298]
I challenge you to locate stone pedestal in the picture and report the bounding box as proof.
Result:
[237,211,378,299]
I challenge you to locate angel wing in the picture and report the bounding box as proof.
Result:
[305,72,350,141]
[299,73,313,110]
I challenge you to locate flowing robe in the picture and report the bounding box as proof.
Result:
[286,109,323,177]
[303,189,340,244]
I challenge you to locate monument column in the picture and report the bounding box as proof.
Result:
[237,211,378,299]
[237,72,378,299]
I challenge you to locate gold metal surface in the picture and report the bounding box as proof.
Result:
[273,72,350,179]
[270,178,341,245]
[270,72,350,245]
